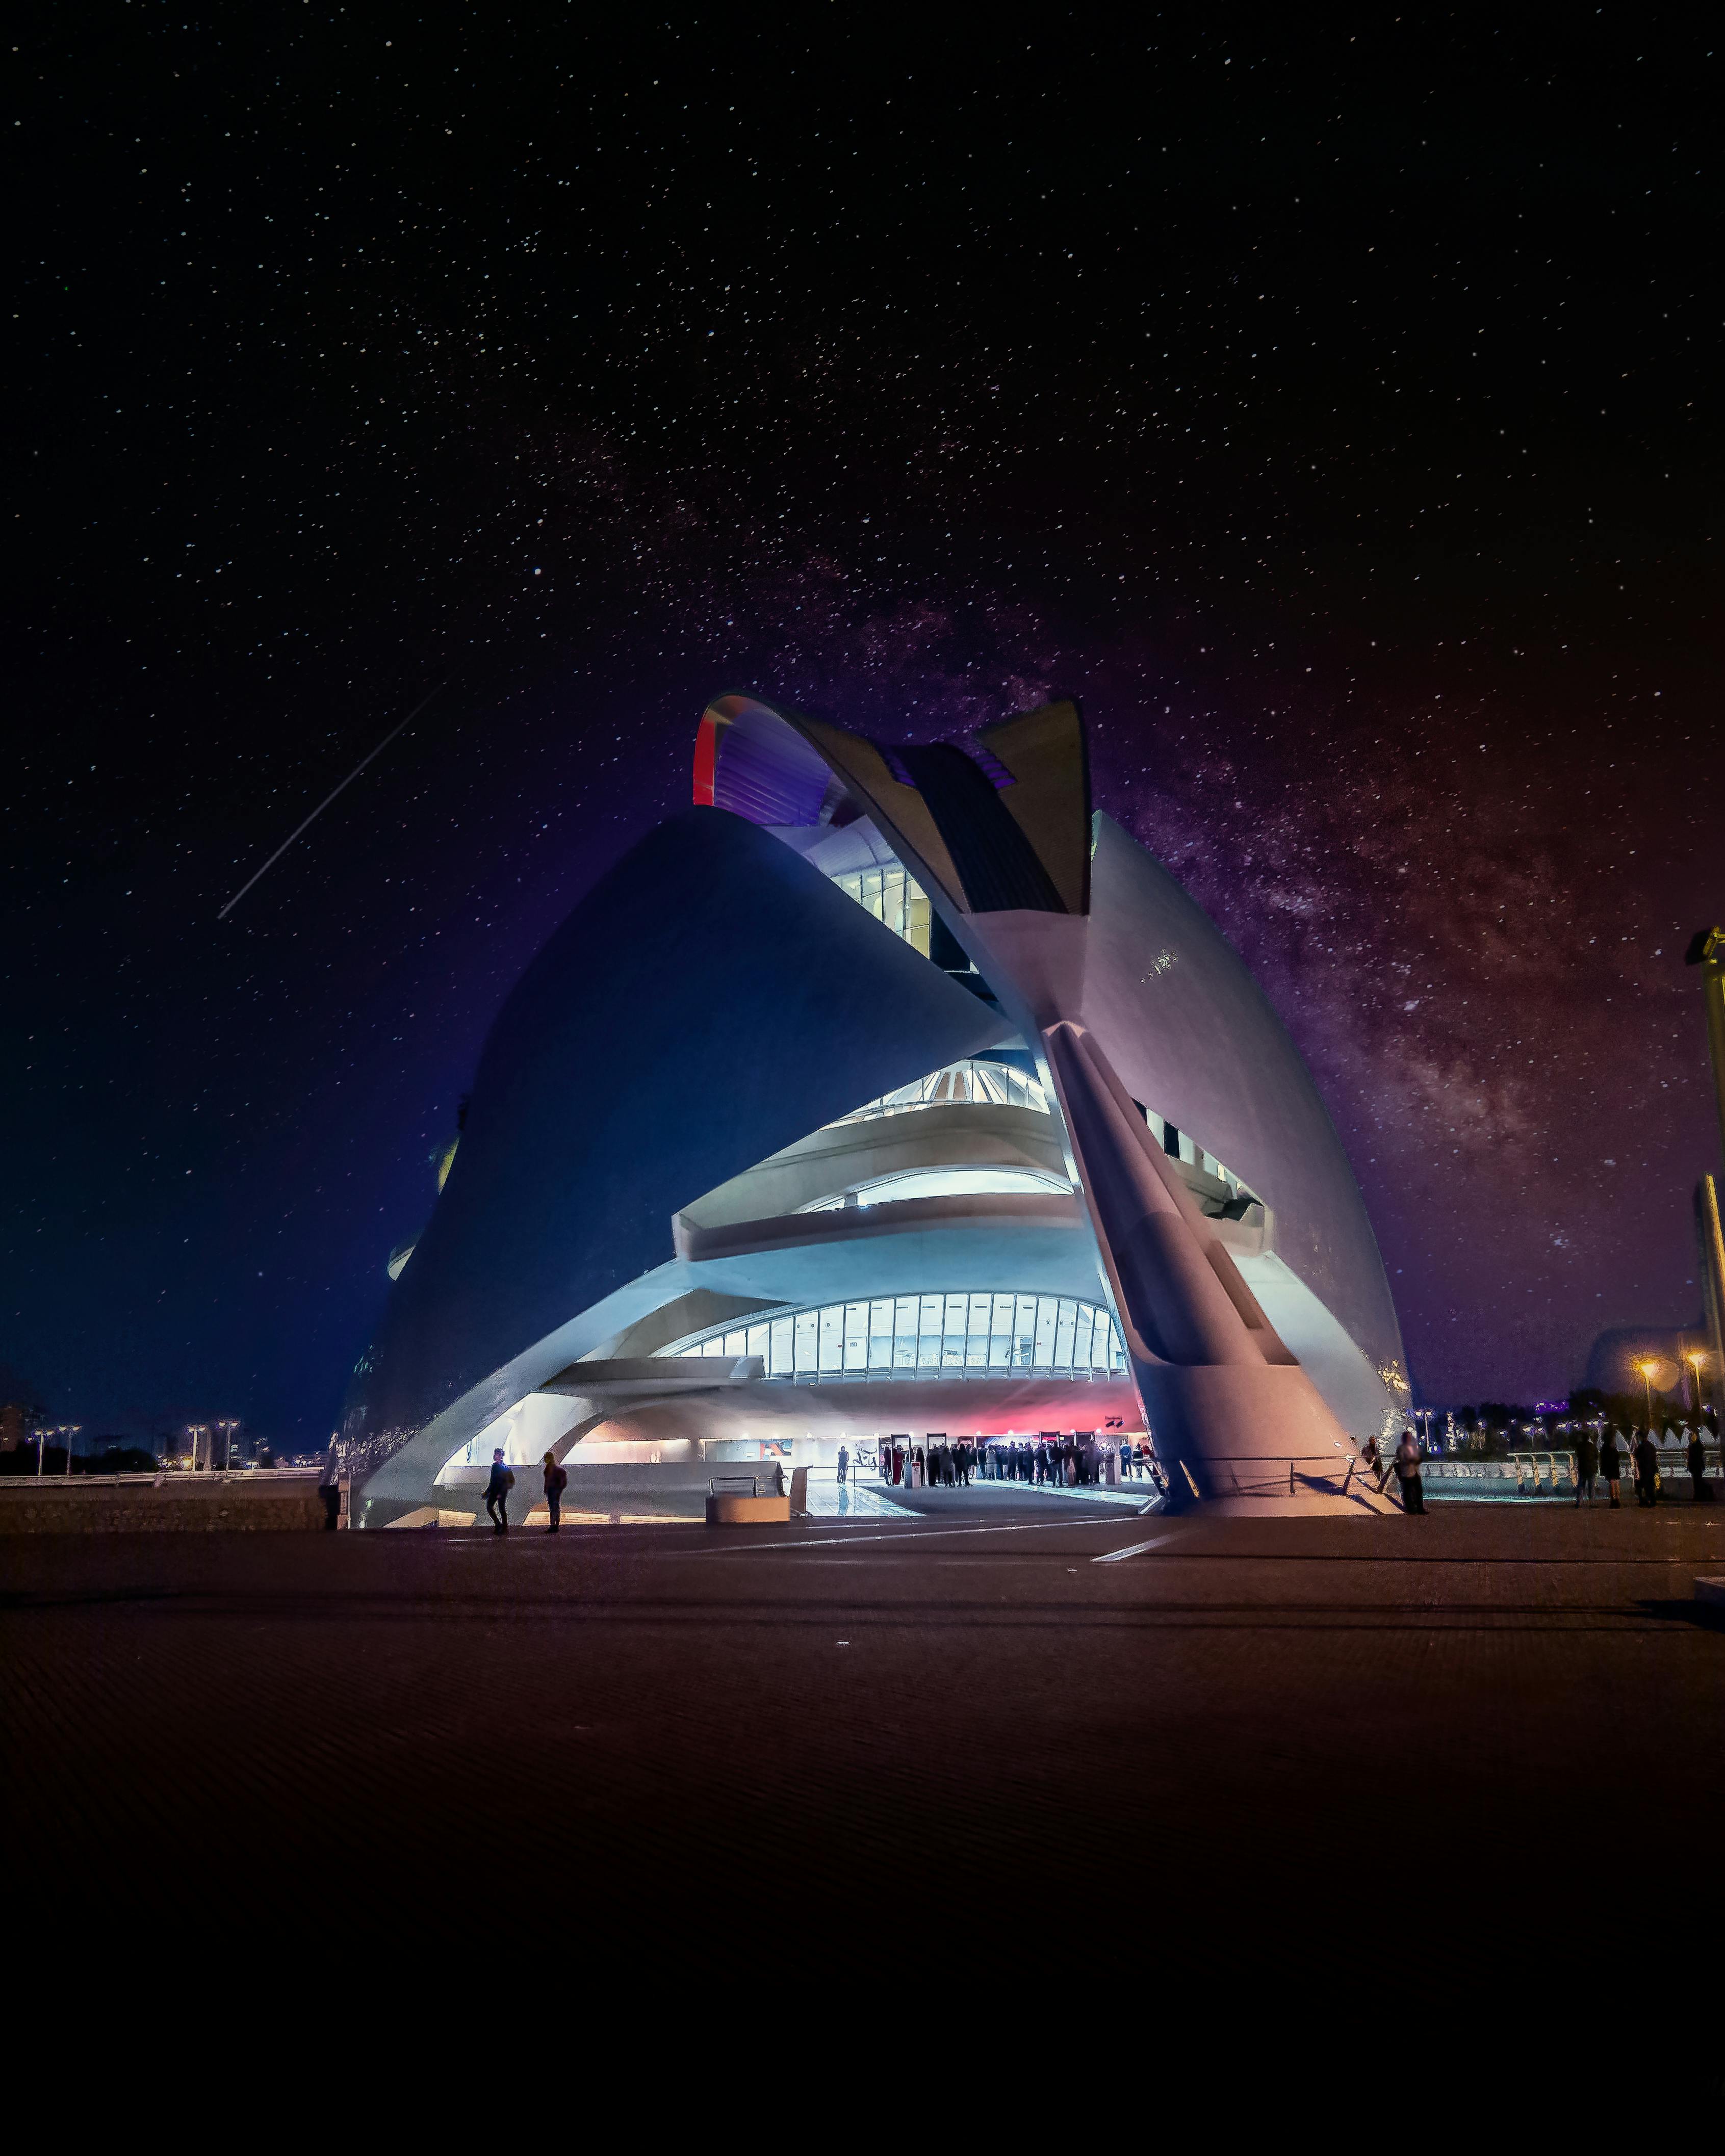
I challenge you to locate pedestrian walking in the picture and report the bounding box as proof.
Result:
[1687,1426,1713,1503]
[1632,1427,1659,1508]
[1598,1427,1624,1506]
[836,1443,849,1487]
[1574,1425,1599,1506]
[483,1447,515,1534]
[1394,1428,1426,1514]
[542,1449,567,1532]
[317,1440,343,1530]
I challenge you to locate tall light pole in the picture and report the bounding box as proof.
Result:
[1637,1360,1657,1432]
[64,1423,80,1478]
[1686,929,1725,1433]
[1689,1350,1707,1416]
[1687,927,1725,1164]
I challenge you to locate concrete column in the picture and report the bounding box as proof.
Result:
[1042,1020,1389,1514]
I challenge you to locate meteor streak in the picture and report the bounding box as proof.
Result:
[217,682,445,919]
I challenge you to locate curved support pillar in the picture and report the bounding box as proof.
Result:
[1136,1365,1398,1515]
[1041,1020,1369,1510]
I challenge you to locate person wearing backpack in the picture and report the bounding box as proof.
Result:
[542,1449,568,1532]
[483,1447,516,1534]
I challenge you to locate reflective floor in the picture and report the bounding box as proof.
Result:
[802,1478,916,1517]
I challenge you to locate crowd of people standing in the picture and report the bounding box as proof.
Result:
[1362,1422,1719,1513]
[465,1417,1716,1535]
[878,1434,1163,1489]
[1572,1424,1715,1507]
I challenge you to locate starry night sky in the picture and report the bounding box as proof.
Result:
[8,12,1722,1448]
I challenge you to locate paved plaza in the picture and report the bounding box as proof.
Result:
[5,1494,1722,1997]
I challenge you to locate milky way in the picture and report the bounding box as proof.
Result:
[7,16,1720,1444]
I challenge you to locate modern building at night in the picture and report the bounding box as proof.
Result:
[342,693,1409,1523]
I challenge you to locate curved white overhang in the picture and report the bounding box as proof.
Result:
[675,1187,1086,1262]
[798,1164,1072,1212]
[679,1097,1066,1230]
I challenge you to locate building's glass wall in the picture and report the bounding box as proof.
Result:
[1143,1106,1250,1197]
[826,1054,1253,1208]
[834,1058,1049,1123]
[832,864,931,956]
[664,1292,1126,1379]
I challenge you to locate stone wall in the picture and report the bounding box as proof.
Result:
[0,1482,326,1534]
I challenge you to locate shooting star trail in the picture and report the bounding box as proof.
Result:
[217,682,446,920]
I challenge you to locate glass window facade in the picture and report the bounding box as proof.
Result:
[834,1058,1049,1124]
[832,865,931,957]
[1144,1106,1252,1201]
[667,1292,1126,1380]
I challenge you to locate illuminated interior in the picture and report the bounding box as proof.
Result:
[667,1291,1126,1377]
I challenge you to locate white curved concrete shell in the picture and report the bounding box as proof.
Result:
[342,690,1408,1524]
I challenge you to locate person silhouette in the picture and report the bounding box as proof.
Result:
[317,1440,342,1530]
[483,1447,515,1534]
[542,1448,567,1532]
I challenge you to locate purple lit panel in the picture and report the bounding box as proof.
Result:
[712,709,836,826]
[969,743,1018,790]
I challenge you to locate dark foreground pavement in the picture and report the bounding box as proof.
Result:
[5,1492,1723,2022]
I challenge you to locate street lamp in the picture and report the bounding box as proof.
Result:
[1636,1360,1657,1431]
[1688,1350,1707,1414]
[63,1423,80,1478]
[215,1419,239,1472]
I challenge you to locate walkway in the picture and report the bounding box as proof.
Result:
[5,1498,1721,2019]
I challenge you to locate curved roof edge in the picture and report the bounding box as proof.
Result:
[1083,810,1407,1393]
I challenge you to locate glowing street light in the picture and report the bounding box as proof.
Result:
[1637,1360,1657,1430]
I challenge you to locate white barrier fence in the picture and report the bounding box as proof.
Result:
[1425,1446,1721,1497]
